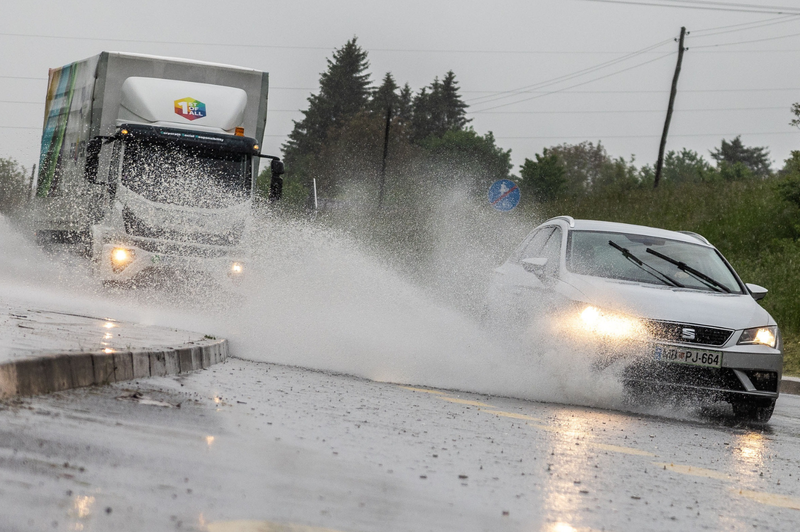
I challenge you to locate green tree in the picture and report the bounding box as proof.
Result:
[368,72,400,117]
[0,157,28,215]
[547,141,608,194]
[410,71,470,143]
[662,148,716,183]
[709,136,771,178]
[790,102,800,128]
[282,37,373,186]
[397,83,414,126]
[595,155,641,192]
[519,149,566,202]
[418,128,511,192]
[776,151,800,209]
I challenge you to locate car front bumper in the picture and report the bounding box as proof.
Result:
[622,346,782,402]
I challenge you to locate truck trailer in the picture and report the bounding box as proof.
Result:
[32,51,283,284]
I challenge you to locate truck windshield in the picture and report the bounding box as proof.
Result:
[121,139,251,208]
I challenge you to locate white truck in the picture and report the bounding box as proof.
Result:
[32,51,283,284]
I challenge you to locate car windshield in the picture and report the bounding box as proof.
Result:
[121,139,251,208]
[567,230,743,293]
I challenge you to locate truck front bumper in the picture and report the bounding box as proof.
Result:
[93,230,246,284]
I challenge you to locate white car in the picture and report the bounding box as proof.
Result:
[487,216,783,422]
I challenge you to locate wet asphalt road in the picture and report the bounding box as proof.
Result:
[0,358,799,532]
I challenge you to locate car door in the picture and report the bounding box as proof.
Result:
[487,224,564,323]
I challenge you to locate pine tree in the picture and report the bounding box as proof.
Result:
[410,71,470,143]
[439,71,469,131]
[397,83,414,126]
[369,72,400,117]
[709,136,772,178]
[282,38,372,169]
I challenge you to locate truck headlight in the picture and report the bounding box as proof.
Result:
[110,247,135,272]
[737,326,778,348]
[229,262,244,275]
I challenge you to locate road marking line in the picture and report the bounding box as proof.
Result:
[439,397,494,407]
[398,386,447,395]
[480,409,544,422]
[524,423,656,455]
[735,489,800,510]
[591,443,655,457]
[527,422,560,433]
[653,462,731,481]
[208,521,344,532]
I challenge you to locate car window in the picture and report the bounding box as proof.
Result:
[567,230,743,293]
[518,227,555,262]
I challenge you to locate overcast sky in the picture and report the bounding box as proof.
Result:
[2,0,800,175]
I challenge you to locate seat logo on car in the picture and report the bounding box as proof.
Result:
[681,328,696,341]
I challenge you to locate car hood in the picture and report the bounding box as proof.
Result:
[562,274,774,330]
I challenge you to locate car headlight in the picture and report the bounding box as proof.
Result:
[737,326,778,348]
[578,305,647,340]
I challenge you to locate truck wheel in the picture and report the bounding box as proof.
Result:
[731,398,775,423]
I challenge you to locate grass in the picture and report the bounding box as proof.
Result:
[531,179,800,376]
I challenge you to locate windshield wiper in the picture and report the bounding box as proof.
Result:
[645,247,731,293]
[607,241,683,288]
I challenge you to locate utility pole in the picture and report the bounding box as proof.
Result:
[654,26,686,189]
[377,105,392,208]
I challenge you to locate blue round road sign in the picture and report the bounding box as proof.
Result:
[488,179,520,212]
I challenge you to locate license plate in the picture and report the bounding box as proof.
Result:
[652,344,723,368]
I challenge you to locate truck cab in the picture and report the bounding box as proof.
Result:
[32,53,281,285]
[88,122,263,282]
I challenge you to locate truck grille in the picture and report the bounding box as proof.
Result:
[123,208,243,247]
[645,320,733,347]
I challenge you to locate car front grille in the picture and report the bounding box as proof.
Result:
[624,361,745,392]
[645,320,733,347]
[123,208,243,247]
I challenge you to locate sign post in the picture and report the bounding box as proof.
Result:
[488,179,520,212]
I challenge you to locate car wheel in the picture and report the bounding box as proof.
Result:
[731,398,776,423]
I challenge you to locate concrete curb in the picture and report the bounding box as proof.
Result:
[782,377,800,396]
[0,339,228,399]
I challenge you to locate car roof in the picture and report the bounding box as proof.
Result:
[547,218,713,247]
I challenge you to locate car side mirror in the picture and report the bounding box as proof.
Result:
[521,257,548,276]
[746,283,768,301]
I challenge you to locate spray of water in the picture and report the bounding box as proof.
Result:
[0,183,627,410]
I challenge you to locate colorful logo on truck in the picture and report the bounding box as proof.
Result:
[174,97,206,121]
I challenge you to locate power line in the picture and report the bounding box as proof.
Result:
[691,29,800,48]
[466,87,800,94]
[691,13,799,33]
[690,15,800,38]
[466,38,674,105]
[472,106,788,115]
[574,0,800,14]
[494,131,799,139]
[472,52,677,112]
[0,31,716,56]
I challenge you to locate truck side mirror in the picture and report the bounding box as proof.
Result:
[84,137,104,184]
[268,159,284,202]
